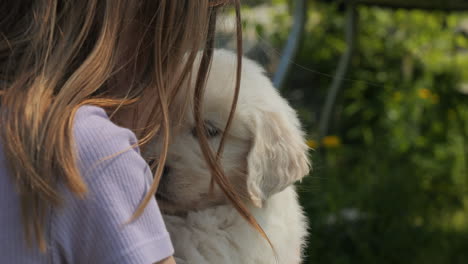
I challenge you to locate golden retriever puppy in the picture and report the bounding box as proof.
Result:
[150,50,310,264]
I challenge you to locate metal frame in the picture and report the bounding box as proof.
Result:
[318,2,358,138]
[273,0,467,139]
[273,0,307,89]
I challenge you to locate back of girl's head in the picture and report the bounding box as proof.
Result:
[0,0,269,254]
[1,0,215,99]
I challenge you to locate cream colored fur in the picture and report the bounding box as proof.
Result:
[150,50,311,264]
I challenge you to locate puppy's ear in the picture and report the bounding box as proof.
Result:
[246,108,311,207]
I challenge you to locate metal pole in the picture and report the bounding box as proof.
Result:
[318,2,358,139]
[273,0,307,90]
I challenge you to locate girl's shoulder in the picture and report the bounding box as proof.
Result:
[73,105,140,164]
[51,105,174,264]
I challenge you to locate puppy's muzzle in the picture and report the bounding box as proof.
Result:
[162,165,171,177]
[156,166,172,200]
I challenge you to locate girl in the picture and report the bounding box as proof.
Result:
[0,0,253,263]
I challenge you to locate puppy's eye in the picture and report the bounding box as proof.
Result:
[206,125,220,138]
[191,121,220,139]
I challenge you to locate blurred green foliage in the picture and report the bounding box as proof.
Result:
[242,1,468,263]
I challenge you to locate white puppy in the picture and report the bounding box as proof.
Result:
[152,50,310,264]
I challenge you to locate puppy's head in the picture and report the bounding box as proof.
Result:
[151,50,310,214]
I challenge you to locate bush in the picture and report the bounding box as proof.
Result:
[243,2,468,263]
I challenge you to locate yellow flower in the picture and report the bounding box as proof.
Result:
[393,91,402,102]
[418,88,431,99]
[322,136,341,148]
[306,139,318,149]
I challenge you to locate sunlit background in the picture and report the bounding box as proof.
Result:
[221,0,468,263]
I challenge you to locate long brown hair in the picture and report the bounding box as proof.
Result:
[0,0,270,253]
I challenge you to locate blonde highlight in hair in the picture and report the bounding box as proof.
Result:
[1,0,272,255]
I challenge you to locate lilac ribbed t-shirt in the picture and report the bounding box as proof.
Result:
[0,105,174,263]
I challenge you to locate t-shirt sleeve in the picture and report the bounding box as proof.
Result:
[50,105,173,264]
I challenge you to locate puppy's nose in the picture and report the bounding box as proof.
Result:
[158,166,171,195]
[163,166,171,177]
